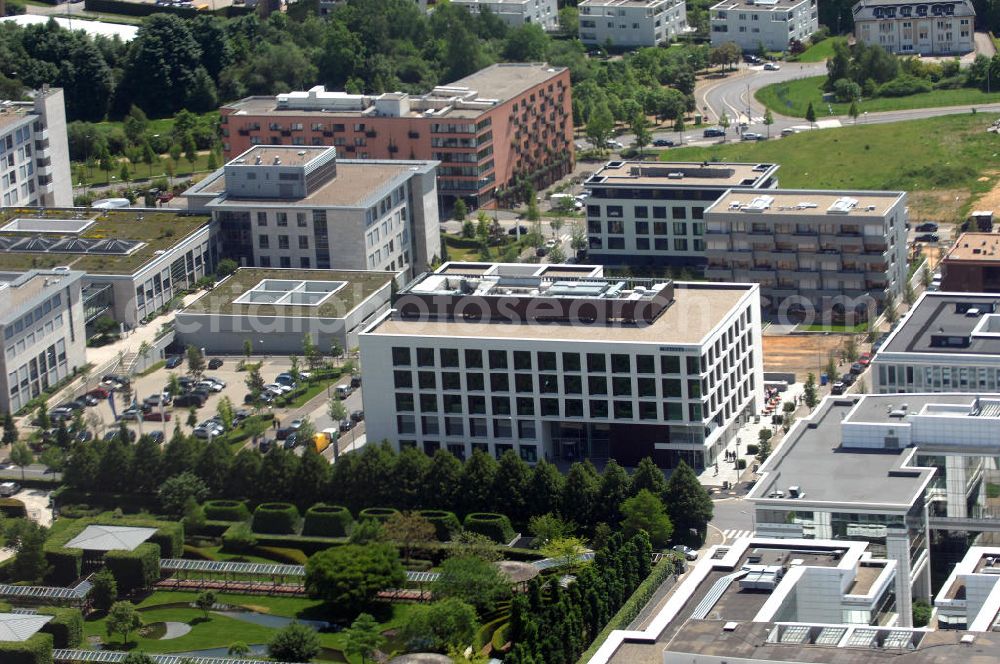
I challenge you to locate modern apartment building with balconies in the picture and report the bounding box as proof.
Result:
[220,64,573,208]
[710,0,818,51]
[452,0,558,30]
[0,87,71,208]
[360,261,763,470]
[703,189,908,317]
[853,0,975,55]
[579,0,688,48]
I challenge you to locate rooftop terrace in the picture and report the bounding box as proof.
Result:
[230,145,330,168]
[587,161,778,188]
[0,208,210,274]
[878,292,1000,356]
[944,233,1000,262]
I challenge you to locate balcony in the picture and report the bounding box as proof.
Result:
[705,267,733,280]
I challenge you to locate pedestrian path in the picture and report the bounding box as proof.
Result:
[722,529,754,543]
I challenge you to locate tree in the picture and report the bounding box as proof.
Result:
[35,404,50,431]
[89,568,118,612]
[673,114,685,143]
[718,111,730,137]
[400,599,478,653]
[302,334,323,372]
[631,112,651,154]
[10,441,32,481]
[158,472,209,517]
[541,537,589,569]
[382,512,436,564]
[343,613,384,664]
[904,279,915,305]
[843,334,860,363]
[432,555,511,615]
[121,654,154,664]
[269,622,321,663]
[452,198,468,222]
[586,100,614,150]
[216,396,235,432]
[805,101,817,125]
[458,450,498,514]
[217,258,237,278]
[599,459,632,524]
[756,437,772,465]
[106,601,143,646]
[527,459,564,516]
[2,412,17,446]
[570,222,587,253]
[912,599,932,627]
[119,161,130,185]
[141,141,157,178]
[562,460,600,527]
[803,373,818,410]
[884,291,898,324]
[664,461,714,544]
[528,513,575,547]
[825,354,839,383]
[305,543,405,612]
[186,344,206,381]
[631,456,667,498]
[195,591,216,618]
[921,263,933,287]
[7,519,48,583]
[503,24,548,61]
[620,489,673,547]
[227,643,251,658]
[763,108,774,138]
[849,100,859,123]
[119,14,203,116]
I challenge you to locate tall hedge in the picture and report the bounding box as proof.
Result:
[0,632,53,664]
[251,503,300,535]
[43,548,82,586]
[0,498,27,518]
[302,504,353,537]
[464,513,515,544]
[358,507,399,523]
[149,522,184,558]
[38,607,83,648]
[203,500,250,522]
[105,542,160,594]
[417,510,461,541]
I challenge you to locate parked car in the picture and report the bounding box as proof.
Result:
[850,362,866,375]
[831,381,846,395]
[264,383,292,395]
[283,433,298,450]
[335,385,353,398]
[143,411,171,422]
[274,375,297,389]
[652,138,674,147]
[703,127,726,138]
[507,224,529,236]
[174,393,205,408]
[340,418,355,432]
[74,430,94,443]
[258,439,273,454]
[204,377,227,388]
[858,352,872,367]
[198,380,224,393]
[672,544,698,560]
[535,246,548,257]
[244,392,273,405]
[840,373,856,386]
[207,358,224,369]
[350,375,362,388]
[49,407,73,423]
[78,394,100,407]
[763,62,781,71]
[0,482,22,497]
[605,139,624,149]
[58,401,85,412]
[915,233,939,243]
[741,132,765,141]
[119,407,142,421]
[144,394,172,408]
[165,355,183,369]
[288,418,304,430]
[915,222,938,232]
[276,427,295,441]
[351,410,365,423]
[103,429,136,443]
[743,54,762,64]
[145,431,165,444]
[88,387,113,399]
[102,374,130,387]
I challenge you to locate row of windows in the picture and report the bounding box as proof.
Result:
[256,211,309,228]
[400,440,538,463]
[4,293,62,340]
[393,370,705,399]
[259,235,310,250]
[391,347,703,374]
[6,313,63,361]
[588,205,705,221]
[396,398,703,425]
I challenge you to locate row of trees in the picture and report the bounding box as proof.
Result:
[825,40,970,102]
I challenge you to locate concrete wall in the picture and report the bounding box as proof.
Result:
[36,88,73,207]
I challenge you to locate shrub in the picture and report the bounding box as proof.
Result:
[43,548,82,586]
[105,543,160,594]
[0,498,26,518]
[38,607,83,648]
[0,632,52,664]
[877,75,932,97]
[56,504,101,519]
[746,444,759,456]
[222,522,258,551]
[255,546,308,565]
[358,507,399,523]
[302,504,353,537]
[736,459,747,470]
[463,513,515,544]
[416,510,461,541]
[251,502,300,535]
[832,78,861,102]
[203,500,250,522]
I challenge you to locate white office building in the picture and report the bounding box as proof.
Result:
[853,0,975,55]
[710,0,818,51]
[579,0,688,48]
[360,261,763,469]
[0,269,85,413]
[704,189,908,316]
[584,160,779,268]
[452,0,558,30]
[184,145,441,278]
[0,87,72,208]
[872,292,1000,394]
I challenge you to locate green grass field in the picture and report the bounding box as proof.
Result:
[755,75,1000,118]
[660,113,1000,220]
[788,37,848,63]
[799,322,868,333]
[72,153,216,187]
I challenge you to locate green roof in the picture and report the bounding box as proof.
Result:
[181,268,395,319]
[0,208,211,274]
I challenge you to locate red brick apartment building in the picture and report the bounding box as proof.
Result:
[940,232,1000,292]
[220,63,574,208]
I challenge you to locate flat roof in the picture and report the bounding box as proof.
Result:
[182,268,394,319]
[367,282,753,345]
[707,190,903,218]
[581,0,672,6]
[587,161,778,189]
[0,208,210,275]
[231,145,330,168]
[0,270,83,322]
[0,102,32,133]
[943,233,1000,262]
[878,292,1000,356]
[748,395,934,507]
[710,0,809,10]
[841,392,980,424]
[200,160,431,208]
[65,524,157,552]
[0,613,52,642]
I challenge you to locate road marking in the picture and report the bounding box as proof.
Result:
[722,529,755,543]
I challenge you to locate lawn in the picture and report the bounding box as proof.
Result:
[788,37,847,63]
[755,75,1000,118]
[86,591,418,662]
[660,112,1000,219]
[72,153,218,187]
[799,322,868,333]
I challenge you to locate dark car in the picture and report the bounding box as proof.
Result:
[915,222,938,232]
[143,411,171,422]
[703,128,726,138]
[103,429,137,443]
[144,431,165,444]
[850,362,866,375]
[88,387,113,399]
[340,418,355,432]
[102,374,130,386]
[58,401,85,412]
[283,433,298,450]
[743,54,762,64]
[652,138,674,147]
[830,381,846,395]
[276,427,295,441]
[74,430,94,443]
[915,233,939,243]
[507,225,529,236]
[535,246,548,257]
[840,373,856,386]
[259,439,273,454]
[165,355,183,369]
[78,394,100,407]
[351,410,365,423]
[207,358,224,370]
[173,393,205,408]
[350,375,362,388]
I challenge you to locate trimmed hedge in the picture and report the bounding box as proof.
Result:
[464,512,515,544]
[255,546,308,565]
[0,632,53,664]
[43,548,81,586]
[203,500,250,522]
[417,509,461,541]
[251,502,300,535]
[302,504,353,537]
[358,507,399,523]
[0,499,26,519]
[38,607,83,648]
[105,542,161,594]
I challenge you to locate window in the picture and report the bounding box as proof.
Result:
[278,235,290,250]
[418,372,436,389]
[565,375,583,394]
[257,212,267,227]
[420,394,438,412]
[465,349,483,368]
[297,213,307,227]
[467,373,485,391]
[635,221,649,235]
[661,355,680,373]
[440,348,460,367]
[392,347,411,366]
[518,420,537,439]
[672,207,687,220]
[587,353,606,372]
[537,352,557,371]
[516,397,535,416]
[565,399,584,417]
[634,205,649,218]
[417,348,435,367]
[612,377,632,396]
[279,257,291,268]
[489,350,508,369]
[673,222,687,235]
[276,213,288,227]
[588,375,608,395]
[394,371,412,388]
[663,378,682,397]
[443,395,462,413]
[638,378,657,398]
[639,402,658,420]
[397,415,415,434]
[540,399,559,416]
[442,372,461,390]
[687,356,702,374]
[653,207,667,219]
[491,373,510,391]
[589,400,609,418]
[492,396,511,415]
[298,236,309,250]
[468,395,486,414]
[515,374,534,393]
[563,352,581,372]
[611,354,631,373]
[637,355,655,374]
[422,416,440,435]
[514,351,532,370]
[258,235,269,249]
[395,393,414,411]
